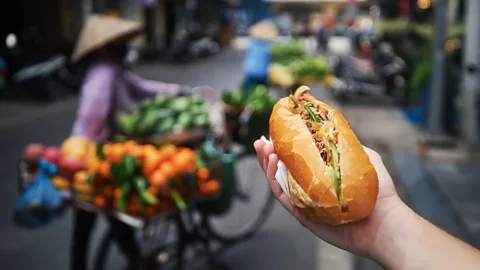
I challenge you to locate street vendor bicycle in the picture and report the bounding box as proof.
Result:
[87,86,276,270]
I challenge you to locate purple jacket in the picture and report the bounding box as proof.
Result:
[71,61,180,142]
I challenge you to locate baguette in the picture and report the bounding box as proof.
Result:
[269,86,379,225]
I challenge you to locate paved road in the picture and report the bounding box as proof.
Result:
[0,49,322,270]
[0,47,417,270]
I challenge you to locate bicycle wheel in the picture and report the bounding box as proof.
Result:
[92,216,172,270]
[93,229,113,270]
[206,150,275,243]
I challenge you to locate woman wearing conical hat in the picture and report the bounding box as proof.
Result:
[70,14,181,270]
[243,20,279,93]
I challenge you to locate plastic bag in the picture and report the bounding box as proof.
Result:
[13,159,65,229]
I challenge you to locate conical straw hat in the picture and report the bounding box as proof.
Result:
[71,14,143,63]
[248,21,279,41]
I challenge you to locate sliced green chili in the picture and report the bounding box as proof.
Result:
[304,104,320,123]
[329,140,342,201]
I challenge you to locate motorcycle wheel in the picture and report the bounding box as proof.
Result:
[392,76,407,106]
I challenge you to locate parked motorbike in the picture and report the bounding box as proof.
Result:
[168,23,221,63]
[0,29,80,101]
[331,38,408,105]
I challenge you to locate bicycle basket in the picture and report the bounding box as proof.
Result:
[199,153,236,216]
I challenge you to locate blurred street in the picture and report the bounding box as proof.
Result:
[2,0,480,269]
[2,45,480,270]
[0,47,333,270]
[0,46,409,270]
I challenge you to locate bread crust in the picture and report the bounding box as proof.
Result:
[270,97,379,225]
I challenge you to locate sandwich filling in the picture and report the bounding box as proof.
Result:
[289,87,346,211]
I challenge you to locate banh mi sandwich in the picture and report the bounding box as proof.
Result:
[269,86,379,225]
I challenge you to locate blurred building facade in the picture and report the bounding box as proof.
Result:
[1,0,235,59]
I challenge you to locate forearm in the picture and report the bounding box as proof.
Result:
[372,200,480,269]
[126,72,181,97]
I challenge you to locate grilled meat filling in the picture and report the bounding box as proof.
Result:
[289,92,345,210]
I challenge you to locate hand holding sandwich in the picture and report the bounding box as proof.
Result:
[254,140,398,257]
[254,86,480,269]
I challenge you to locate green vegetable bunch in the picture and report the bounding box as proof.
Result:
[287,56,332,79]
[110,155,158,213]
[221,85,277,115]
[271,40,305,65]
[116,95,211,137]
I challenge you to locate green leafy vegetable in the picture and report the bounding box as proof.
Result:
[155,117,175,134]
[153,95,169,107]
[177,112,193,130]
[171,189,187,211]
[287,56,331,79]
[96,143,106,160]
[193,114,209,127]
[134,176,158,205]
[116,112,138,135]
[170,97,190,112]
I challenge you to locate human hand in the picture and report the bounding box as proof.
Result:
[253,139,403,258]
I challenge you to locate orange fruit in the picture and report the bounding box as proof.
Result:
[124,140,137,153]
[103,144,112,158]
[94,196,106,208]
[87,143,97,159]
[98,161,111,179]
[61,136,91,160]
[197,168,210,181]
[142,154,163,177]
[143,144,158,155]
[201,180,220,194]
[130,145,145,160]
[114,188,122,198]
[209,180,220,191]
[172,150,196,173]
[159,161,176,178]
[88,156,101,173]
[107,144,126,163]
[149,170,168,187]
[74,170,89,183]
[160,144,177,159]
[178,147,196,160]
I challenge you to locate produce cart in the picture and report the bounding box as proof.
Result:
[16,87,276,270]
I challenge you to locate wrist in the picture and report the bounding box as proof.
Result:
[368,197,416,269]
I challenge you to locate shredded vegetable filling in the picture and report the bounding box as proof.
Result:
[289,92,346,211]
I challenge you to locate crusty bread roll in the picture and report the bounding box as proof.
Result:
[269,88,378,225]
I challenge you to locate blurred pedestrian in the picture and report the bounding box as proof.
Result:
[317,15,335,52]
[243,21,279,93]
[294,21,309,38]
[70,14,181,270]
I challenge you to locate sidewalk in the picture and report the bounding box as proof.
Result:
[395,151,480,248]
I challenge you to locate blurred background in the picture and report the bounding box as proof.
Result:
[1,0,480,269]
